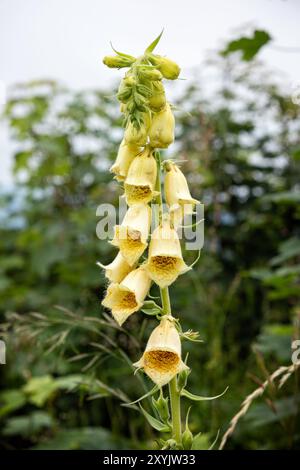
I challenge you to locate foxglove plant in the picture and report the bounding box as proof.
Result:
[101,32,225,450]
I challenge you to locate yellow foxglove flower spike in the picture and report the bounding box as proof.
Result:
[145,217,190,288]
[110,139,141,182]
[97,251,132,284]
[164,160,200,228]
[124,147,159,206]
[111,204,151,266]
[133,315,189,386]
[149,103,175,149]
[102,267,151,326]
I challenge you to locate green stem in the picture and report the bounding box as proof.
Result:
[154,150,182,446]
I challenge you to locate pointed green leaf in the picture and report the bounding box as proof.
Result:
[109,42,135,60]
[122,385,159,406]
[181,386,228,401]
[139,405,170,432]
[145,30,164,54]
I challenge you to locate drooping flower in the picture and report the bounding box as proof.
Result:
[111,204,151,265]
[149,103,175,149]
[145,217,190,288]
[124,147,158,206]
[97,251,132,283]
[164,161,199,228]
[102,267,151,326]
[133,315,189,386]
[110,139,141,181]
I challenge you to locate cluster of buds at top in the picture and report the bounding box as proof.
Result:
[100,34,200,390]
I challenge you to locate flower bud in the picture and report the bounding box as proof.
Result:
[148,81,166,111]
[140,68,163,81]
[98,251,132,283]
[124,114,150,146]
[182,409,193,450]
[110,139,141,181]
[164,161,200,227]
[152,391,170,423]
[111,204,151,265]
[149,103,175,149]
[102,267,151,326]
[134,315,189,386]
[149,55,180,80]
[103,55,135,69]
[124,147,158,206]
[145,218,190,288]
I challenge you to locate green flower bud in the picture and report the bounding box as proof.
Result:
[149,55,180,80]
[140,68,163,81]
[148,81,166,111]
[103,55,135,69]
[182,406,193,450]
[152,391,170,423]
[177,367,190,392]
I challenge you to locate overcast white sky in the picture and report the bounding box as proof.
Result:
[1,0,300,186]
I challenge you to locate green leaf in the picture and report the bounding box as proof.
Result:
[181,386,228,401]
[145,30,164,54]
[221,30,271,61]
[139,405,170,432]
[122,385,159,406]
[109,42,135,60]
[0,389,27,418]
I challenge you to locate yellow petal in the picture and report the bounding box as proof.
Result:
[133,316,188,386]
[98,251,132,283]
[145,219,190,287]
[125,147,158,205]
[149,103,175,149]
[110,139,141,181]
[102,267,151,326]
[111,204,151,265]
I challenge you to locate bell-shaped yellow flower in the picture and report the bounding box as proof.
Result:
[124,147,158,206]
[110,139,141,181]
[145,218,190,287]
[149,103,175,149]
[102,267,151,326]
[97,251,132,283]
[133,315,188,386]
[111,204,151,265]
[164,161,199,228]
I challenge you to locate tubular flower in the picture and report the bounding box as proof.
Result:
[148,81,166,111]
[124,113,150,146]
[149,103,175,149]
[133,315,189,386]
[145,218,190,288]
[102,267,151,326]
[124,147,158,206]
[98,251,132,283]
[164,160,200,227]
[111,204,151,266]
[110,139,141,181]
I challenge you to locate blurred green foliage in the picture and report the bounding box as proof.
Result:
[0,40,300,449]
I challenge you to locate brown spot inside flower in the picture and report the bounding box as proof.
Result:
[151,256,178,272]
[125,184,152,203]
[117,292,138,310]
[144,350,179,372]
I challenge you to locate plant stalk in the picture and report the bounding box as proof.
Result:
[154,150,182,446]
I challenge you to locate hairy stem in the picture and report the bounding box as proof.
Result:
[154,150,182,446]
